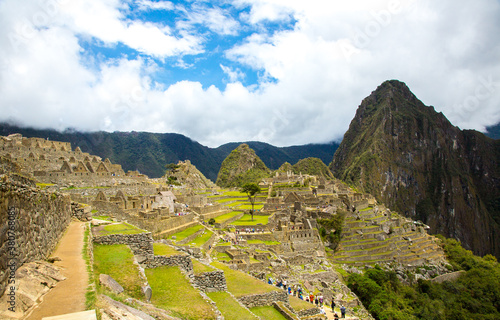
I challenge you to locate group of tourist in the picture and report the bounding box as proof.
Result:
[267,278,348,318]
[237,228,264,233]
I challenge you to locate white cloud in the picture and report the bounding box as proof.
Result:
[0,0,499,149]
[220,64,245,83]
[137,0,174,11]
[176,4,240,36]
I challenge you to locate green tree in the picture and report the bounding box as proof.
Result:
[240,183,261,221]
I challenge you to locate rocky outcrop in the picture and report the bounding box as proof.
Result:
[0,261,66,319]
[99,274,124,294]
[331,80,500,258]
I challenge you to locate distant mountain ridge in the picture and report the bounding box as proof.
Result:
[0,123,339,182]
[331,80,500,258]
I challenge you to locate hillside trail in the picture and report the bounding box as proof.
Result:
[24,220,88,320]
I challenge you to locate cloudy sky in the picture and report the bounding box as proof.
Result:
[1,0,499,147]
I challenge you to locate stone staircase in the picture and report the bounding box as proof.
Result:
[331,207,445,266]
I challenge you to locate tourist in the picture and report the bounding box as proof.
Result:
[319,295,323,306]
[309,293,314,304]
[314,297,318,306]
[340,305,346,318]
[333,313,339,320]
[331,300,336,311]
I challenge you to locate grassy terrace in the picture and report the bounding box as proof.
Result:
[192,259,216,274]
[153,243,181,256]
[95,222,145,236]
[170,224,203,242]
[250,306,287,320]
[188,229,214,248]
[232,214,270,226]
[215,197,246,203]
[247,239,281,245]
[146,266,217,319]
[289,295,316,311]
[93,244,143,299]
[237,203,265,210]
[209,211,241,224]
[211,261,279,297]
[207,292,257,320]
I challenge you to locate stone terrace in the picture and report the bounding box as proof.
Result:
[331,206,445,266]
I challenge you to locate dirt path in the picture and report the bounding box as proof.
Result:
[25,220,88,320]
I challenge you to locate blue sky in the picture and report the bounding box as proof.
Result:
[1,0,499,147]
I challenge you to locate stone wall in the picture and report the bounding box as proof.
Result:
[91,200,196,236]
[93,233,154,257]
[238,290,289,308]
[192,270,227,292]
[141,255,193,273]
[0,177,72,296]
[272,301,301,320]
[297,307,322,318]
[71,202,92,221]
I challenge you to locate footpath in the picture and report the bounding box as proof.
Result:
[25,221,88,320]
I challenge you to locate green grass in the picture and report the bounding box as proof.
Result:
[93,244,143,299]
[96,222,145,236]
[94,215,113,221]
[153,243,181,256]
[223,191,248,197]
[215,252,232,261]
[250,306,287,320]
[36,183,55,189]
[231,214,270,226]
[289,295,316,311]
[192,259,216,274]
[237,204,264,210]
[210,211,241,224]
[170,224,203,242]
[247,239,281,245]
[145,266,217,319]
[82,223,96,310]
[189,229,214,248]
[215,197,246,203]
[211,261,278,297]
[207,291,257,320]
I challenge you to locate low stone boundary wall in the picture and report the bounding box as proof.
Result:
[238,290,288,308]
[93,233,154,257]
[192,270,227,292]
[297,307,322,318]
[142,254,193,272]
[273,301,300,320]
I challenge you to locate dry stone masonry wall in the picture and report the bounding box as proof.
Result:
[0,178,72,296]
[192,270,227,292]
[238,290,289,308]
[93,233,154,257]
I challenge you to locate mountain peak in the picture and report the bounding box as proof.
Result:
[331,80,500,258]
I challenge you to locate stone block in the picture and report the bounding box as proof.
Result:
[99,274,124,294]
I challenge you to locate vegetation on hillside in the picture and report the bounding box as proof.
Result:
[0,123,338,181]
[347,237,500,320]
[292,157,334,178]
[318,212,345,250]
[216,144,271,187]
